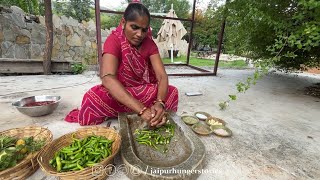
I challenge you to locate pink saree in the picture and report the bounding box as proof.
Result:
[65,25,179,126]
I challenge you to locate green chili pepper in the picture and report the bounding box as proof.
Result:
[76,161,84,170]
[134,124,175,153]
[81,137,88,146]
[70,152,82,160]
[140,130,151,133]
[86,147,94,152]
[86,162,96,167]
[50,135,114,171]
[89,152,100,155]
[139,141,150,146]
[66,148,82,156]
[61,158,79,164]
[62,163,77,170]
[56,156,62,172]
[62,147,79,151]
[93,155,102,163]
[151,142,159,150]
[136,136,148,141]
[54,151,60,159]
[76,140,81,147]
[71,167,80,171]
[88,155,95,162]
[106,147,111,156]
[102,150,107,158]
[137,140,152,145]
[99,139,113,144]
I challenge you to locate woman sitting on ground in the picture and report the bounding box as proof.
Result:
[65,2,179,127]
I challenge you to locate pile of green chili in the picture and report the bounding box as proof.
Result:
[134,123,175,153]
[49,135,113,172]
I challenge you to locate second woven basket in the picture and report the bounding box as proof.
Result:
[37,127,121,180]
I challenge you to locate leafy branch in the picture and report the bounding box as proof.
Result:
[219,61,270,110]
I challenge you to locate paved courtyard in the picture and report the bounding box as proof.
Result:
[0,69,319,180]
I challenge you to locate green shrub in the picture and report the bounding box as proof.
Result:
[71,63,86,74]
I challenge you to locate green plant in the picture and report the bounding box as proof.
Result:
[0,136,45,171]
[219,61,270,110]
[71,63,86,74]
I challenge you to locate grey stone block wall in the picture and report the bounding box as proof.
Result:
[0,6,183,62]
[0,6,111,64]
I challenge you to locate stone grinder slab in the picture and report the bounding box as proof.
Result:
[119,112,206,180]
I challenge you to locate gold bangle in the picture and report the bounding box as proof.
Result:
[153,99,165,104]
[101,73,115,79]
[153,100,165,109]
[158,102,165,109]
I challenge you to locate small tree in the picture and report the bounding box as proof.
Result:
[1,0,40,15]
[224,0,320,70]
[217,0,320,110]
[53,0,93,22]
[193,8,221,50]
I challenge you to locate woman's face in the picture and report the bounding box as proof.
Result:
[123,15,149,47]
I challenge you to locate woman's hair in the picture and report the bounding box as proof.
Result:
[123,3,150,24]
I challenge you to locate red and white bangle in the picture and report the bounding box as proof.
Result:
[138,107,147,116]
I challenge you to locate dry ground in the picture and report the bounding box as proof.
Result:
[0,69,319,180]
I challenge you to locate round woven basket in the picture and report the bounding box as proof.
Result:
[0,126,53,180]
[37,127,121,180]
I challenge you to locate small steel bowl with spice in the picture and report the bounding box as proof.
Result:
[210,125,232,137]
[191,123,213,136]
[181,115,199,125]
[206,116,226,126]
[194,111,211,121]
[12,95,61,117]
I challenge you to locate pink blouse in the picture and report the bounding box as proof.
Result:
[103,34,159,61]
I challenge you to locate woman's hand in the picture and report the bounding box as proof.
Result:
[140,108,153,124]
[149,102,166,127]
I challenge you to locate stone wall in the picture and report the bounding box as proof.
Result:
[0,6,186,64]
[0,6,110,64]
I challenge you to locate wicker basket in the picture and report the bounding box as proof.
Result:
[37,127,121,180]
[0,126,53,180]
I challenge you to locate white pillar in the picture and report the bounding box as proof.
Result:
[170,43,174,63]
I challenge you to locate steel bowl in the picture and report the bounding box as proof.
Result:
[12,95,61,117]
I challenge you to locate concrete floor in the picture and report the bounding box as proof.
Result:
[0,69,319,180]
